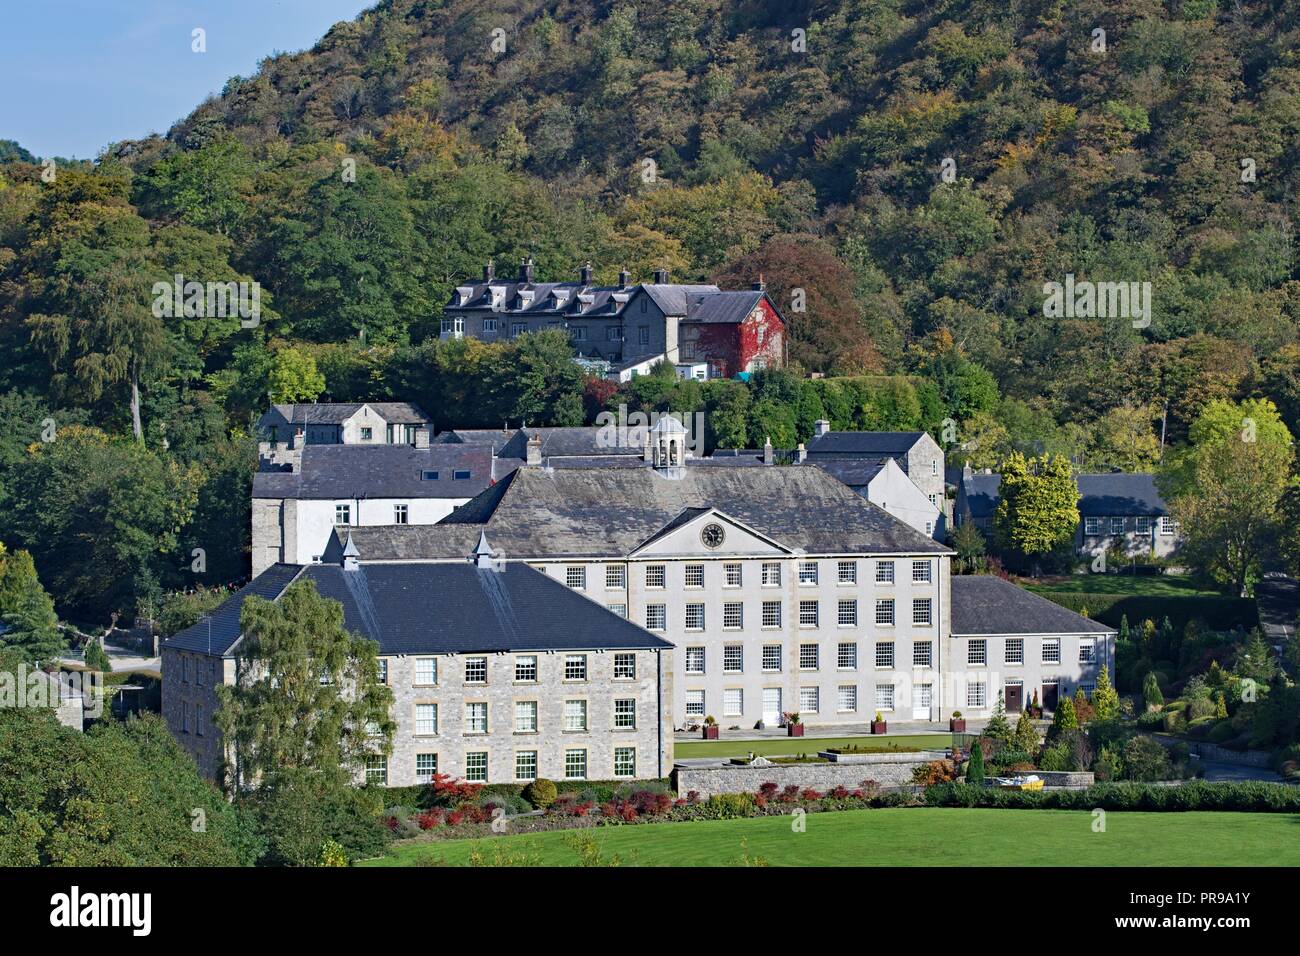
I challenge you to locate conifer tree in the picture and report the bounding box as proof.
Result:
[984,695,1013,744]
[1013,709,1039,753]
[967,740,985,784]
[1142,672,1164,711]
[1052,696,1078,734]
[1091,664,1120,721]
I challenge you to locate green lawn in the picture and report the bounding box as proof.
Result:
[363,808,1300,867]
[1021,574,1219,597]
[674,734,953,759]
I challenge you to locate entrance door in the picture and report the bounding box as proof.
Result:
[1042,682,1059,713]
[913,683,933,721]
[762,688,782,726]
[1004,682,1023,713]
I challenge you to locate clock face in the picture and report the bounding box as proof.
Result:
[700,523,725,549]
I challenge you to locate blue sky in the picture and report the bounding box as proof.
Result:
[0,0,375,159]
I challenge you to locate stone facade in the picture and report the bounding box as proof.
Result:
[161,647,232,780]
[948,631,1115,718]
[675,752,939,797]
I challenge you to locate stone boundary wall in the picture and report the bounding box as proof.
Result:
[1147,735,1272,768]
[675,752,938,797]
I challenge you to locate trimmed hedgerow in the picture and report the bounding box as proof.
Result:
[382,777,673,810]
[1033,592,1256,631]
[923,780,1300,813]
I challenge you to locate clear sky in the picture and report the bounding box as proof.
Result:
[0,0,375,159]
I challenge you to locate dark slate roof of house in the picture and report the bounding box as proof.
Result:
[331,464,953,561]
[498,427,646,460]
[639,283,721,316]
[163,565,304,654]
[959,472,1167,519]
[266,402,428,425]
[684,290,764,324]
[950,575,1114,636]
[810,459,887,489]
[251,444,493,500]
[805,431,929,458]
[165,561,671,657]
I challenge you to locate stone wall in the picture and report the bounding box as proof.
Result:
[675,752,940,797]
[1148,736,1272,768]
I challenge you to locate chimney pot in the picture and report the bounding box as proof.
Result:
[618,268,631,288]
[796,442,807,464]
[483,259,495,282]
[414,426,430,449]
[763,436,774,466]
[653,268,669,284]
[813,419,830,438]
[519,257,534,283]
[580,262,593,285]
[526,432,542,466]
[752,273,766,291]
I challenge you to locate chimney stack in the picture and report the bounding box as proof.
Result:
[579,262,593,285]
[526,432,542,466]
[653,267,669,284]
[519,257,534,283]
[814,419,831,438]
[483,259,495,282]
[763,436,774,466]
[618,268,631,288]
[962,460,973,481]
[796,442,807,464]
[752,273,766,291]
[414,426,430,449]
[341,532,360,571]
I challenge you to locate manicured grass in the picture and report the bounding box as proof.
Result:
[1021,574,1219,597]
[674,734,953,759]
[362,808,1300,867]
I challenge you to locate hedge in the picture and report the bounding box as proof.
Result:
[1034,592,1257,631]
[382,778,673,810]
[923,780,1300,812]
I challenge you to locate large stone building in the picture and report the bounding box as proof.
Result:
[440,259,785,380]
[162,549,674,786]
[257,402,431,448]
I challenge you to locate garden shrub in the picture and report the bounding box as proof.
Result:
[524,778,558,809]
[1208,721,1237,744]
[923,781,1300,813]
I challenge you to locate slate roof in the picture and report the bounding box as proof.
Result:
[639,283,722,316]
[959,472,1168,519]
[164,561,670,657]
[805,431,929,458]
[684,290,764,324]
[950,575,1114,636]
[164,565,304,654]
[810,459,887,488]
[267,402,428,425]
[251,444,493,500]
[331,464,953,561]
[498,427,646,460]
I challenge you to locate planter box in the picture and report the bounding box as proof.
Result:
[949,719,966,733]
[871,721,888,734]
[701,725,719,740]
[787,724,805,737]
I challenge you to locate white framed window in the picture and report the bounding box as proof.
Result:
[334,503,351,525]
[875,599,895,626]
[613,747,636,778]
[913,641,932,668]
[761,562,782,586]
[762,601,782,628]
[1160,516,1176,535]
[838,685,858,712]
[685,647,706,674]
[515,700,538,733]
[564,749,587,780]
[393,504,408,524]
[1084,516,1101,535]
[684,564,704,588]
[798,561,818,585]
[1136,516,1151,534]
[723,645,743,673]
[645,564,666,588]
[566,566,587,590]
[376,659,388,685]
[966,683,987,708]
[516,751,537,781]
[685,690,705,717]
[837,642,857,669]
[465,702,488,734]
[762,645,782,671]
[364,756,388,786]
[931,459,939,475]
[415,703,438,735]
[1043,639,1061,664]
[925,521,934,536]
[564,655,587,681]
[685,603,706,630]
[415,657,437,685]
[1079,639,1097,663]
[608,603,627,618]
[415,753,437,783]
[876,560,895,584]
[912,598,932,626]
[646,604,666,630]
[799,686,820,713]
[564,699,588,732]
[838,599,858,627]
[614,653,636,679]
[724,563,742,587]
[614,698,637,728]
[605,564,625,589]
[875,641,895,668]
[799,644,819,670]
[515,655,537,682]
[911,560,931,583]
[510,321,527,337]
[875,683,895,711]
[837,560,857,584]
[968,640,987,666]
[928,494,938,508]
[464,657,487,684]
[723,688,743,717]
[1109,516,1123,534]
[483,317,498,333]
[464,752,487,783]
[1006,639,1024,665]
[799,600,819,627]
[723,602,743,629]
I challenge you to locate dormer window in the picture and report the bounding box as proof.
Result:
[454,285,474,306]
[551,290,569,309]
[488,286,506,310]
[517,290,535,308]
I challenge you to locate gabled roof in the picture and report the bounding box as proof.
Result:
[330,464,953,561]
[251,444,493,500]
[959,472,1168,519]
[638,283,721,316]
[164,562,671,657]
[432,428,516,455]
[628,507,791,556]
[498,427,645,460]
[950,575,1114,636]
[163,565,304,654]
[684,290,764,324]
[805,431,931,458]
[809,459,888,488]
[264,402,429,425]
